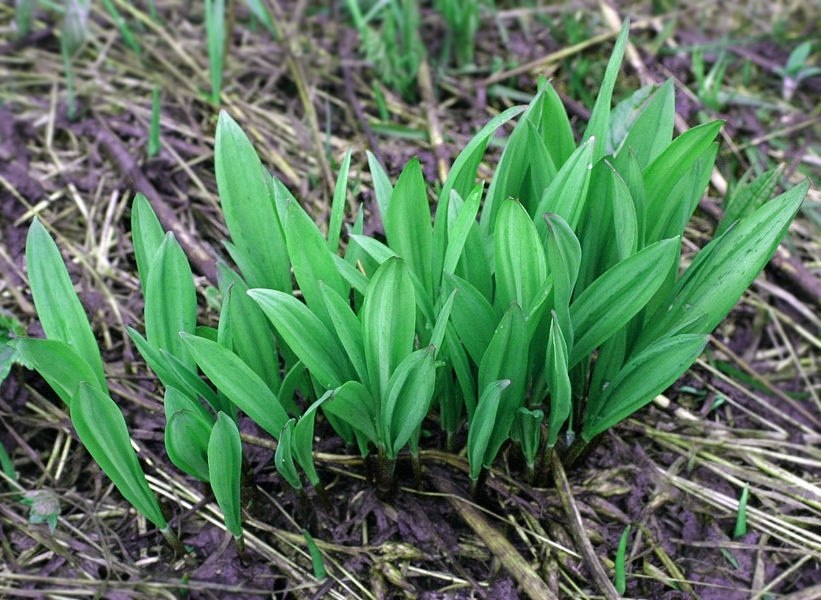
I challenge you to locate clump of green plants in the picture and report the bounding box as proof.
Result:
[17,24,807,547]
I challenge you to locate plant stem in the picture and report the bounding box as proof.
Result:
[375,451,396,499]
[562,435,589,469]
[160,526,188,557]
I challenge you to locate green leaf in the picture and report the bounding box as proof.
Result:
[293,391,332,487]
[215,111,291,291]
[15,338,102,407]
[467,379,511,481]
[539,81,576,168]
[208,412,244,538]
[26,218,106,391]
[494,199,548,316]
[72,383,166,528]
[533,138,595,231]
[361,258,416,400]
[643,120,723,235]
[367,150,394,221]
[328,149,352,253]
[385,159,434,295]
[442,186,482,278]
[440,105,525,204]
[477,304,528,459]
[445,274,497,365]
[275,420,302,489]
[582,334,708,440]
[569,238,679,367]
[608,164,639,261]
[165,407,212,482]
[218,266,281,392]
[324,381,378,443]
[614,79,675,170]
[144,232,196,370]
[131,193,165,294]
[545,313,571,448]
[639,181,809,346]
[318,283,368,386]
[382,347,437,457]
[283,198,348,327]
[544,213,581,346]
[429,289,457,354]
[249,289,354,389]
[582,20,629,160]
[717,166,782,235]
[516,407,543,468]
[181,333,289,439]
[127,327,222,414]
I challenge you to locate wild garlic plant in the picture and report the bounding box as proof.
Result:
[18,24,807,544]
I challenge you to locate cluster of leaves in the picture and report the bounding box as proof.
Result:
[17,25,807,546]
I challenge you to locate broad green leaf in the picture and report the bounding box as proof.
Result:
[163,382,214,427]
[349,234,397,267]
[606,84,653,156]
[429,289,457,354]
[293,391,332,487]
[215,111,290,291]
[569,237,679,367]
[494,199,548,315]
[533,138,595,231]
[467,379,511,481]
[445,324,477,419]
[218,266,281,392]
[717,166,782,235]
[324,381,378,443]
[545,313,571,448]
[284,198,348,327]
[275,420,302,489]
[582,334,708,440]
[328,149,352,253]
[15,338,102,407]
[367,150,394,221]
[481,93,545,230]
[144,232,196,370]
[516,407,543,468]
[639,181,809,346]
[181,333,289,438]
[609,165,639,261]
[613,79,675,169]
[385,159,434,295]
[131,193,165,294]
[333,253,370,294]
[128,327,222,414]
[382,347,437,457]
[277,360,306,416]
[478,304,528,458]
[544,213,581,346]
[72,383,166,528]
[582,20,629,159]
[643,120,722,234]
[539,81,576,168]
[440,105,525,204]
[361,258,415,400]
[445,274,497,365]
[249,289,354,389]
[442,186,483,279]
[166,408,212,482]
[318,282,368,386]
[208,412,243,538]
[26,218,106,391]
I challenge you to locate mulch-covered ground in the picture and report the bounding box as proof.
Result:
[1,1,819,598]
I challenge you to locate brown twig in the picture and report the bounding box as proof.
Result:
[89,120,218,285]
[417,58,449,184]
[430,472,557,600]
[549,451,619,600]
